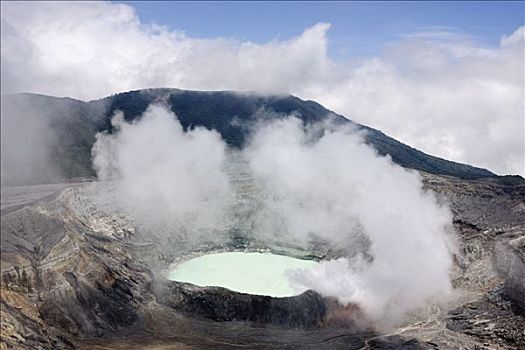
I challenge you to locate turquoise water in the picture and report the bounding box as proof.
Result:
[167,252,318,297]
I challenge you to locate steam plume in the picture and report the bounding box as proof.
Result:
[245,117,455,325]
[92,105,232,242]
[92,105,456,325]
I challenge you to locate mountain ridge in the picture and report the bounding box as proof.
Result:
[2,88,520,186]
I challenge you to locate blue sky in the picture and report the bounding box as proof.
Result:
[2,1,523,174]
[122,1,524,59]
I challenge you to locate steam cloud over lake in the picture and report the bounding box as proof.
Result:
[92,104,456,326]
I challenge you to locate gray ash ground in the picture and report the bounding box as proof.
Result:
[446,288,525,347]
[1,172,524,349]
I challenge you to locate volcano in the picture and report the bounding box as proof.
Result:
[1,89,524,349]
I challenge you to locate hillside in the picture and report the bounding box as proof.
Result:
[1,88,498,185]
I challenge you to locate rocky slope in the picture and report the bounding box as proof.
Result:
[1,171,524,349]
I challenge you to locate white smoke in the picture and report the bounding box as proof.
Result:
[92,105,232,241]
[245,117,455,325]
[1,95,65,186]
[92,105,456,326]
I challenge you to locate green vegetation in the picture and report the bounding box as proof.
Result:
[3,88,511,184]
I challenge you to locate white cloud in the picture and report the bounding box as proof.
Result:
[316,29,524,176]
[1,1,523,175]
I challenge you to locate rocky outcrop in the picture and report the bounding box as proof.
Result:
[423,173,525,314]
[422,173,525,231]
[367,336,437,349]
[0,187,151,347]
[157,282,327,328]
[496,235,525,314]
[446,295,525,347]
